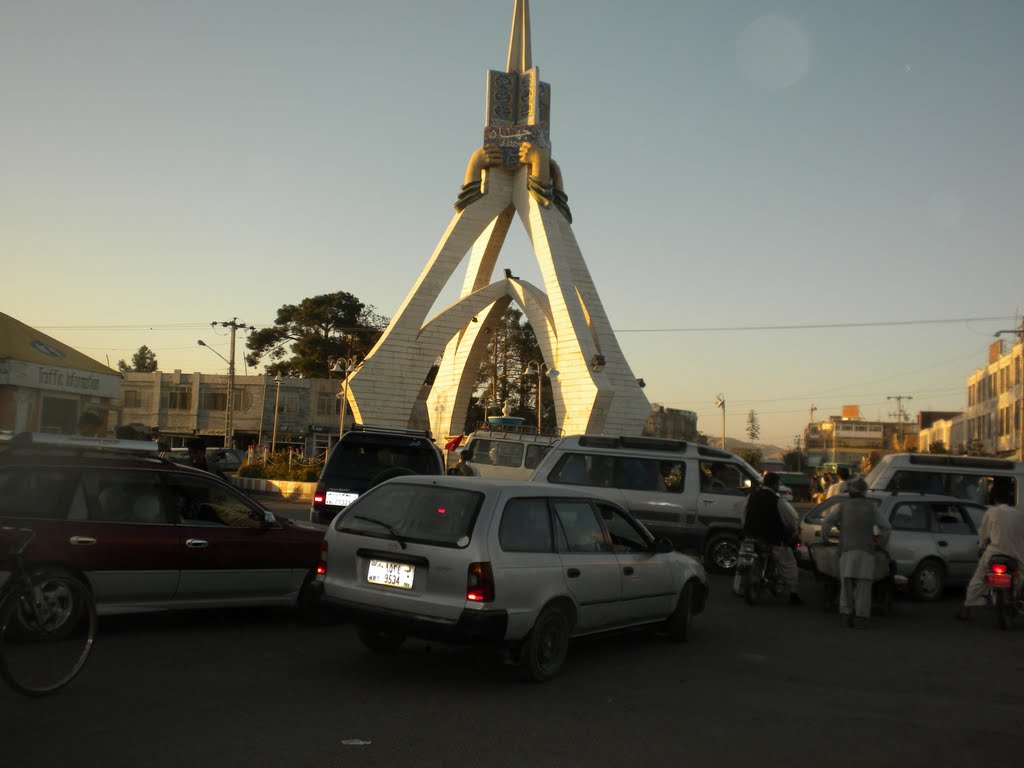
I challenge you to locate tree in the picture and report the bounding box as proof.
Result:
[245,292,388,378]
[745,410,760,443]
[118,345,158,373]
[739,448,763,469]
[467,307,548,431]
[929,440,948,454]
[782,448,806,471]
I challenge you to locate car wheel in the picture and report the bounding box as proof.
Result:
[910,560,946,601]
[13,568,86,641]
[520,604,571,682]
[296,574,330,625]
[704,533,739,573]
[665,582,693,642]
[356,624,406,652]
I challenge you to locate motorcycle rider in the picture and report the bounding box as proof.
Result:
[740,472,803,605]
[957,482,1024,621]
[819,476,892,627]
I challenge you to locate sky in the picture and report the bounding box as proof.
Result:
[3,0,1023,448]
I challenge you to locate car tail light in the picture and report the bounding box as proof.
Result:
[313,482,326,506]
[991,562,1008,576]
[316,540,328,576]
[466,562,494,603]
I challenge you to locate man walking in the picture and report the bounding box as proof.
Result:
[820,476,891,627]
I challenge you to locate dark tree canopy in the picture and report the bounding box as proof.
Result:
[245,292,388,378]
[118,345,158,373]
[466,307,551,431]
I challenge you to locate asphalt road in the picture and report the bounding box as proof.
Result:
[3,567,1021,768]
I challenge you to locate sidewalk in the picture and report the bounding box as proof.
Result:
[230,476,315,502]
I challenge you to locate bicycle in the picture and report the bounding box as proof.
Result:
[0,526,96,696]
[737,538,788,605]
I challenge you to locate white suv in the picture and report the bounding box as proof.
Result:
[313,476,708,681]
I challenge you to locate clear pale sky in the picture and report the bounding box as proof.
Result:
[3,1,1023,448]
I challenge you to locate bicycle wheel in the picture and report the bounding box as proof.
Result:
[0,574,96,696]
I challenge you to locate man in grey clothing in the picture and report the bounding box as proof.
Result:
[820,476,891,627]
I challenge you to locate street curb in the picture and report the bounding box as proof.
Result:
[230,476,315,502]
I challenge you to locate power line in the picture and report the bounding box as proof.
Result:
[614,315,1008,333]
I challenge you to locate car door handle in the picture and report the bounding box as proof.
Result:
[566,568,581,578]
[186,539,209,549]
[623,566,634,576]
[69,536,97,546]
[937,540,948,547]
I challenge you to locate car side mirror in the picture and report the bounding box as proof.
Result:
[653,537,674,554]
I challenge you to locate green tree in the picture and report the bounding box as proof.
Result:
[929,440,948,454]
[739,448,763,469]
[745,409,760,443]
[245,292,388,378]
[782,448,806,471]
[469,307,549,430]
[118,345,158,373]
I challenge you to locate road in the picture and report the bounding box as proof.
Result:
[3,567,1021,768]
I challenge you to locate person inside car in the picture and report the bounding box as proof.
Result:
[740,472,803,605]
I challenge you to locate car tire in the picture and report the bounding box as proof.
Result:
[13,568,87,642]
[296,574,330,625]
[910,559,946,601]
[356,624,406,652]
[704,533,739,574]
[519,604,571,682]
[665,582,693,642]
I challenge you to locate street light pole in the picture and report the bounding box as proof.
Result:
[270,372,282,450]
[524,361,554,432]
[332,357,359,441]
[715,395,726,450]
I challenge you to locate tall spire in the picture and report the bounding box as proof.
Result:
[505,0,532,73]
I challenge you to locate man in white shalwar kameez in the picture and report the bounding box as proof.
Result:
[957,483,1024,621]
[820,476,891,627]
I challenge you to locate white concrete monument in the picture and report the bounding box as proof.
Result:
[345,0,650,438]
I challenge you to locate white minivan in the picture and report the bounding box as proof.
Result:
[458,428,560,481]
[864,453,1024,506]
[529,435,762,572]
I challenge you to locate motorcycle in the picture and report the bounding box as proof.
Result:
[737,538,787,605]
[985,554,1024,630]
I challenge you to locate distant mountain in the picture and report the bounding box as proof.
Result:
[718,437,786,460]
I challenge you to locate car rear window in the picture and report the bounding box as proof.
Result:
[0,467,72,520]
[335,482,483,548]
[324,438,441,486]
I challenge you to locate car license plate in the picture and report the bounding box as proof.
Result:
[325,491,359,507]
[367,559,415,590]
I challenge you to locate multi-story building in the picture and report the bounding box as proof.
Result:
[118,370,351,455]
[645,404,698,441]
[803,404,919,470]
[963,336,1023,457]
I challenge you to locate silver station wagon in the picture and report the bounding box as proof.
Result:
[314,477,708,681]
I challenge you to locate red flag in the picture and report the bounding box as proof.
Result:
[444,435,463,452]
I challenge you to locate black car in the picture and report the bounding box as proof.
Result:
[309,425,445,525]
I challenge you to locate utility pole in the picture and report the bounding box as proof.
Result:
[213,318,255,448]
[887,394,913,451]
[794,434,802,471]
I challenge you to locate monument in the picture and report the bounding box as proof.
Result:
[344,0,650,438]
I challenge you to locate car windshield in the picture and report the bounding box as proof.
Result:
[335,482,483,548]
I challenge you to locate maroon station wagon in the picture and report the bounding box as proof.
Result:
[0,434,327,625]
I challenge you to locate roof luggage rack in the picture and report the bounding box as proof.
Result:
[6,432,160,455]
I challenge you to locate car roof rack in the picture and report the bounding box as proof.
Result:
[349,424,433,440]
[7,432,160,454]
